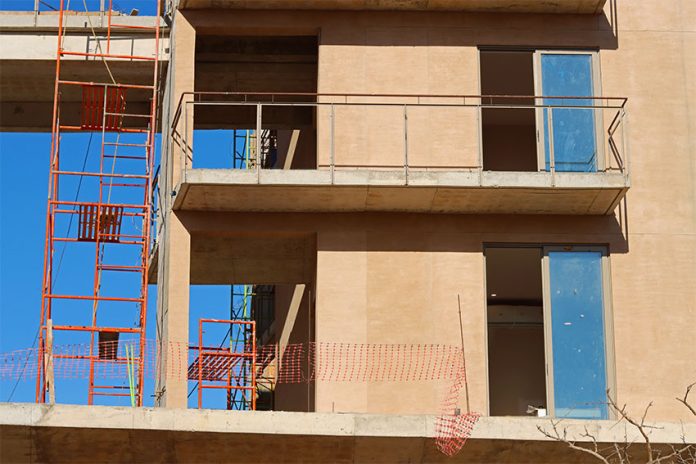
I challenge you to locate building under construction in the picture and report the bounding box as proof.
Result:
[0,0,695,462]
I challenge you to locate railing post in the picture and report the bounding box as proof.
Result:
[403,105,409,186]
[330,103,335,185]
[100,0,105,28]
[477,99,483,186]
[34,0,39,26]
[622,107,630,181]
[256,103,262,184]
[547,108,555,186]
[183,101,189,183]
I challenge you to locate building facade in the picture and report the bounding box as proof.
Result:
[153,0,695,429]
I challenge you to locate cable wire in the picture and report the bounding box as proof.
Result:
[6,132,94,402]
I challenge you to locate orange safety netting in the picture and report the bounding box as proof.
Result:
[1,339,478,456]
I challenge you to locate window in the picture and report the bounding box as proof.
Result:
[485,245,614,419]
[479,49,602,173]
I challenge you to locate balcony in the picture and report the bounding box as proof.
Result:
[176,0,607,14]
[169,92,629,215]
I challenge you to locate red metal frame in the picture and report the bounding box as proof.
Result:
[189,319,257,410]
[36,0,161,406]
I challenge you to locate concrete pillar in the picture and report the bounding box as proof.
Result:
[156,212,191,408]
[155,11,195,408]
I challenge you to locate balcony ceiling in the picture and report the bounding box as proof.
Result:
[178,0,607,14]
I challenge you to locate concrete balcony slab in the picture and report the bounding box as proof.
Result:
[177,0,607,14]
[1,403,692,463]
[0,13,169,131]
[173,168,629,215]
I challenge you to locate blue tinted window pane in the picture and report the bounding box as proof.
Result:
[549,251,608,419]
[541,54,597,172]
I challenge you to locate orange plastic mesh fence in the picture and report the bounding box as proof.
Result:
[2,339,478,456]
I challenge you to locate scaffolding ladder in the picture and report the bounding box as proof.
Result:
[36,0,161,406]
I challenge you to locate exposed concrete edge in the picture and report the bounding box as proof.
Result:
[177,0,607,14]
[0,14,169,33]
[182,168,630,190]
[1,403,694,445]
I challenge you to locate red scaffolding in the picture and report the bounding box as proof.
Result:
[188,319,258,410]
[36,1,161,406]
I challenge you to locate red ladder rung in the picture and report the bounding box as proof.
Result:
[104,155,148,160]
[61,50,157,61]
[109,24,159,30]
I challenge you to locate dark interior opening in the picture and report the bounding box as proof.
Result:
[486,247,546,416]
[192,35,318,169]
[480,51,538,172]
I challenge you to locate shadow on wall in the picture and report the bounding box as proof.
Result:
[182,0,619,51]
[177,211,629,255]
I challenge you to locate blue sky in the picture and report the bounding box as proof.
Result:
[0,1,249,407]
[0,130,250,407]
[0,0,159,15]
[0,0,166,406]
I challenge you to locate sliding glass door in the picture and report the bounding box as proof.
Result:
[543,247,611,419]
[536,52,602,173]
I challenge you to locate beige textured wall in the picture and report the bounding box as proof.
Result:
[167,0,696,420]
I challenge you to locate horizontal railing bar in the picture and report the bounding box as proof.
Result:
[45,294,144,302]
[171,91,627,129]
[51,171,149,179]
[199,385,255,390]
[104,112,152,118]
[53,209,145,217]
[52,237,146,245]
[109,24,159,30]
[104,142,149,147]
[60,50,157,61]
[49,325,142,333]
[50,200,148,209]
[53,356,141,363]
[199,352,255,358]
[59,125,149,133]
[58,80,155,90]
[104,155,148,160]
[98,265,145,271]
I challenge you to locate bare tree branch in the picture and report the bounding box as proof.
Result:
[652,444,694,464]
[537,385,695,463]
[676,382,696,417]
[537,421,611,464]
[607,392,654,462]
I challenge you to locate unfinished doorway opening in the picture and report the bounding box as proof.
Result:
[191,35,318,170]
[485,247,546,416]
[187,231,316,412]
[480,50,537,172]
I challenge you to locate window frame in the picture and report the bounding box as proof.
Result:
[541,245,616,419]
[533,50,605,173]
[482,243,616,419]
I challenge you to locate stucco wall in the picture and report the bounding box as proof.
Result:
[160,0,696,421]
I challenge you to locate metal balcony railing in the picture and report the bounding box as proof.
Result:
[170,92,629,186]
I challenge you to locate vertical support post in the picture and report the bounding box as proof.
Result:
[33,0,39,26]
[45,319,55,405]
[183,101,189,183]
[547,108,555,186]
[198,319,203,409]
[477,100,484,185]
[100,0,105,28]
[251,320,257,411]
[621,108,629,180]
[256,103,262,183]
[403,105,409,186]
[106,0,112,54]
[330,103,335,185]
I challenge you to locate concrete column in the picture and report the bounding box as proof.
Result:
[170,11,195,187]
[155,11,195,408]
[156,212,191,408]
